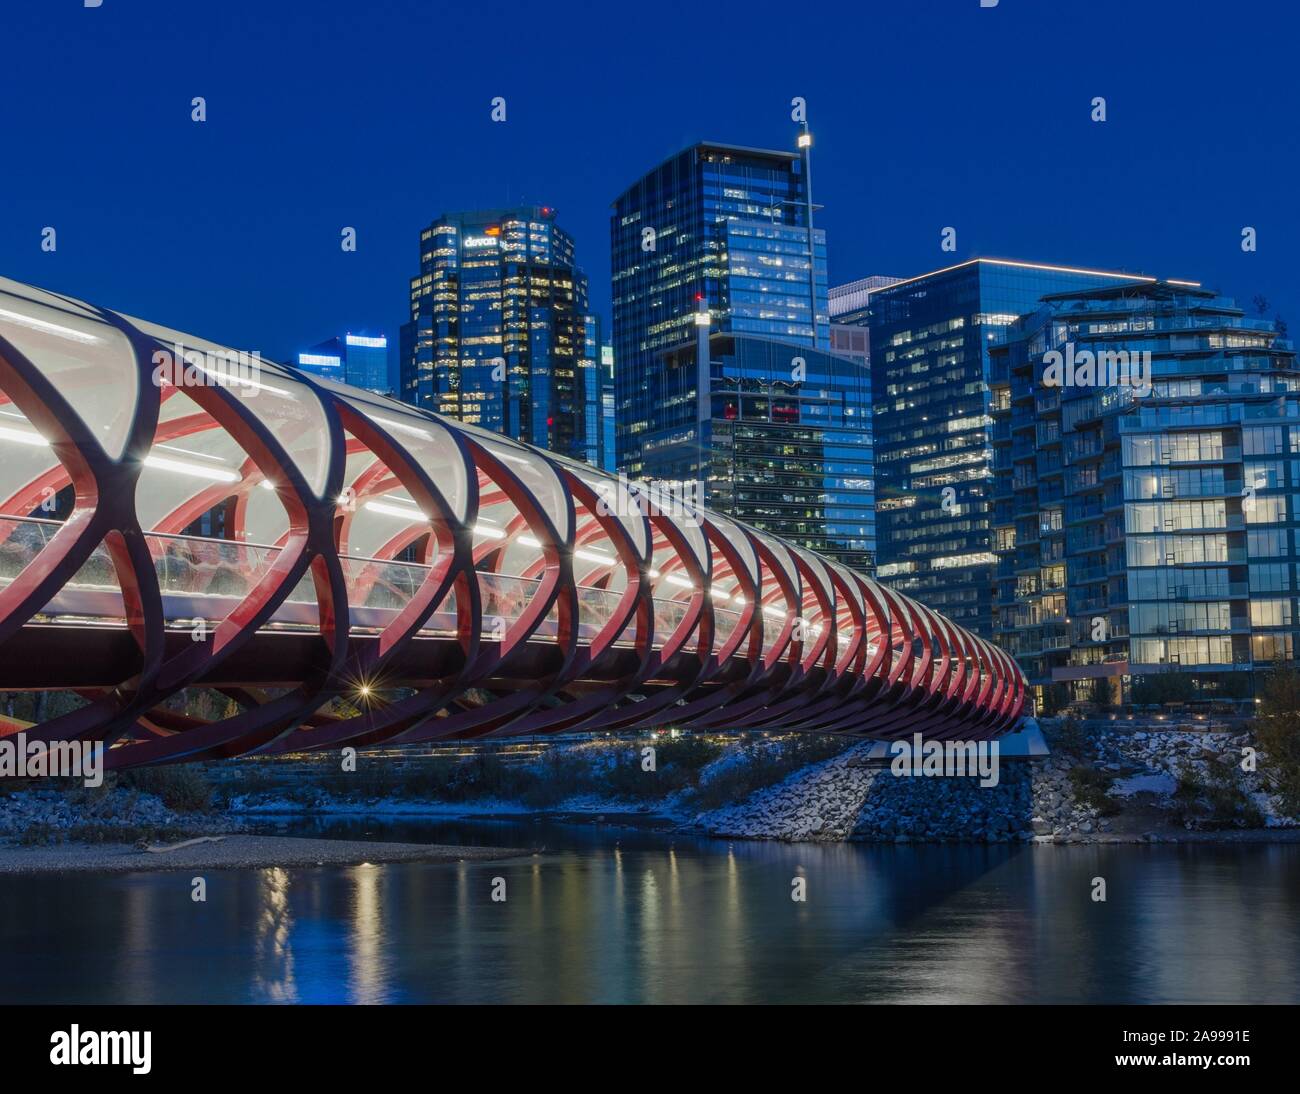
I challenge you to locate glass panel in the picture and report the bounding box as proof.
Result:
[0,283,139,460]
[123,317,332,498]
[329,385,471,525]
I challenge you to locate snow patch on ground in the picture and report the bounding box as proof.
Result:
[1110,773,1178,798]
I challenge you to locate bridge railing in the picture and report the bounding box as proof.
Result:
[0,513,766,654]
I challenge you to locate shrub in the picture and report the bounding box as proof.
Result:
[689,733,852,811]
[1068,765,1121,816]
[118,764,212,813]
[1171,759,1264,830]
[599,735,724,801]
[17,823,194,846]
[1046,717,1090,761]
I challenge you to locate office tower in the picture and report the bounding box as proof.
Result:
[611,140,874,570]
[399,205,606,465]
[294,332,389,393]
[828,275,903,368]
[990,280,1297,711]
[859,258,1154,636]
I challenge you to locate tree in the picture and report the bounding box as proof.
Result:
[1254,664,1300,816]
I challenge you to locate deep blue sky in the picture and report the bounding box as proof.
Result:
[3,0,1297,383]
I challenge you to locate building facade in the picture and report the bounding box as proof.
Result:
[860,259,1155,636]
[990,281,1297,710]
[294,332,390,393]
[829,274,903,369]
[610,140,873,569]
[611,141,830,480]
[399,205,609,466]
[644,332,875,569]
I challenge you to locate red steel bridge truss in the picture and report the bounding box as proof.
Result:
[0,276,1025,767]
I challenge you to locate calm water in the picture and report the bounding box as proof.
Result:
[2,819,1299,1004]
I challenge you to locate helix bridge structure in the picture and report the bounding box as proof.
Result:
[0,275,1026,768]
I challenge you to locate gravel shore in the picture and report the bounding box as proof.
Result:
[0,834,538,875]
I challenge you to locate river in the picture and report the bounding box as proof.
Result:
[3,818,1298,1004]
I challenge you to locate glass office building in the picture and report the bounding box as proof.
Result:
[399,205,609,466]
[611,141,830,479]
[860,259,1153,636]
[294,332,389,394]
[990,281,1298,710]
[611,141,872,568]
[644,332,875,569]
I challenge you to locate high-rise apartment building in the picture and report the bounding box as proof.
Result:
[990,280,1297,710]
[399,205,609,466]
[859,259,1154,635]
[610,140,874,569]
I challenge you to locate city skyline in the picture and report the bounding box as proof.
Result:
[2,1,1293,372]
[4,0,1300,1022]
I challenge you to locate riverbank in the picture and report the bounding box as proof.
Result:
[2,723,1297,852]
[0,833,536,875]
[697,723,1298,842]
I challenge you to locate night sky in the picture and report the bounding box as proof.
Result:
[3,0,1297,385]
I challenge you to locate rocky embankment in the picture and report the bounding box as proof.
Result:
[0,786,240,844]
[694,726,1296,843]
[4,725,1295,848]
[695,744,877,840]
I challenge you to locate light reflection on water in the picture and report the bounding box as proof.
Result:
[1,819,1297,1004]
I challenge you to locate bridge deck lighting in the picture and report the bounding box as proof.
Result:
[0,425,50,447]
[143,455,240,483]
[364,499,430,521]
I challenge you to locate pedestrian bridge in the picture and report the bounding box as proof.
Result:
[0,275,1025,767]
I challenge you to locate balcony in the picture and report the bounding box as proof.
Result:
[1176,582,1249,600]
[1065,501,1104,524]
[1072,565,1108,585]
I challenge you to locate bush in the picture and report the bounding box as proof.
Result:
[599,735,724,801]
[17,823,194,846]
[688,734,852,811]
[118,764,212,813]
[1046,717,1090,761]
[1171,759,1264,830]
[1068,765,1121,816]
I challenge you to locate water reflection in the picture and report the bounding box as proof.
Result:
[1,825,1297,1004]
[251,867,296,1003]
[349,864,384,1005]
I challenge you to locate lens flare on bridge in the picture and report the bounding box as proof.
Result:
[0,275,1025,767]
